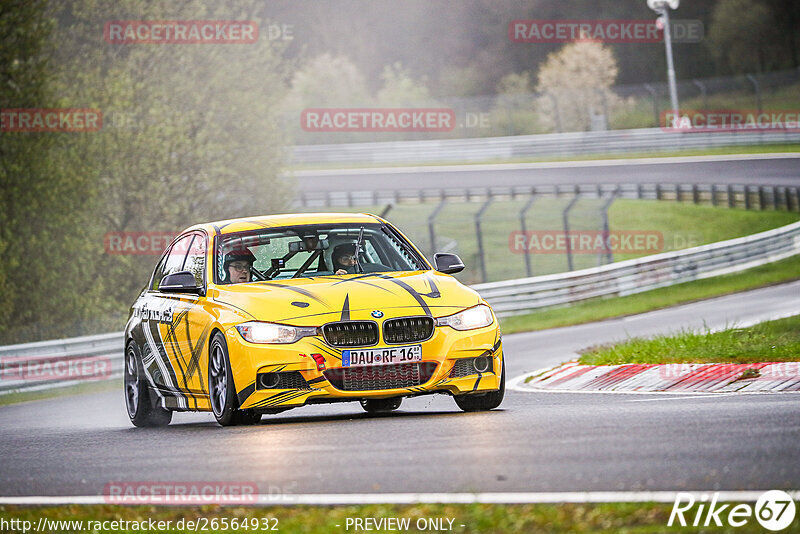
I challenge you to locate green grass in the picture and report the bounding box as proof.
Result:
[578,314,800,366]
[0,378,120,407]
[0,503,778,533]
[304,199,799,285]
[499,253,800,334]
[289,144,800,170]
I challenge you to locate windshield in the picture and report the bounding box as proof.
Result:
[215,223,426,284]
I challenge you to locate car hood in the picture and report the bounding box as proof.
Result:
[210,271,482,326]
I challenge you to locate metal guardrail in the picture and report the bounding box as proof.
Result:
[291,128,800,166]
[1,221,798,395]
[474,220,800,315]
[296,182,800,211]
[0,332,124,395]
[297,182,800,284]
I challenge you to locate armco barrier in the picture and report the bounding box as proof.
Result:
[0,332,124,395]
[473,220,800,315]
[291,128,800,166]
[1,221,799,395]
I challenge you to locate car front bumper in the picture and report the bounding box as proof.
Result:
[224,324,504,411]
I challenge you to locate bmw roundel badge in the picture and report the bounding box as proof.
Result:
[371,310,384,318]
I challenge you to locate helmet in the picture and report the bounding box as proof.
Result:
[332,243,357,261]
[224,248,256,268]
[222,249,256,282]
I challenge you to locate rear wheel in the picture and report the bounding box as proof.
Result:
[360,397,402,414]
[124,342,172,427]
[454,363,505,412]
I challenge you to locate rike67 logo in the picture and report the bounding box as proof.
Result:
[669,490,796,530]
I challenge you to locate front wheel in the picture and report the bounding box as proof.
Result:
[454,364,505,412]
[209,332,257,426]
[360,397,402,414]
[125,342,172,427]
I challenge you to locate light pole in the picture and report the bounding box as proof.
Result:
[647,0,680,127]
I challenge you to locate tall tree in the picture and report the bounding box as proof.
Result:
[535,41,620,132]
[0,0,293,342]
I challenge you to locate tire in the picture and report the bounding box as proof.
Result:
[360,397,402,414]
[208,332,253,427]
[454,362,505,412]
[124,342,172,427]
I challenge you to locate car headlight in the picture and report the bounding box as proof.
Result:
[435,304,494,331]
[236,321,318,344]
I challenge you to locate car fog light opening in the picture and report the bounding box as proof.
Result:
[473,356,490,373]
[258,373,280,389]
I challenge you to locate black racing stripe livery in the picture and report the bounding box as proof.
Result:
[430,376,452,387]
[163,304,192,394]
[420,275,441,298]
[278,309,341,322]
[278,304,462,323]
[249,390,295,407]
[375,274,433,317]
[340,294,350,321]
[146,319,186,405]
[332,274,398,294]
[332,273,384,285]
[249,389,316,408]
[258,390,314,408]
[253,390,294,407]
[236,382,256,406]
[307,376,327,385]
[473,373,483,391]
[185,322,211,395]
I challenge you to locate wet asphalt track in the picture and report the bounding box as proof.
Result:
[1,281,798,497]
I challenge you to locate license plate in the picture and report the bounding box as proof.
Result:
[341,345,422,367]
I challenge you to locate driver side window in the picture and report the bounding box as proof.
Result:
[151,234,194,290]
[184,235,206,287]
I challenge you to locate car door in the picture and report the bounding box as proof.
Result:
[165,232,213,399]
[138,233,195,408]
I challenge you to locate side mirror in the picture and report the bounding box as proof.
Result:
[160,271,203,294]
[433,253,465,274]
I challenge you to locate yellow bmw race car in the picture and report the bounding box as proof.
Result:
[124,213,504,427]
